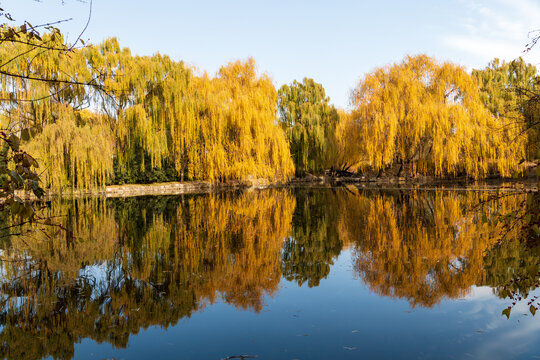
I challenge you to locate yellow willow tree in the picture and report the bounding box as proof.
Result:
[195,58,294,181]
[348,54,526,178]
[105,48,294,183]
[0,30,116,190]
[0,29,108,133]
[330,109,360,172]
[0,34,295,188]
[25,106,114,190]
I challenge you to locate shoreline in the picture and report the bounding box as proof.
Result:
[15,175,539,200]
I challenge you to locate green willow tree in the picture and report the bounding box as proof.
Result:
[278,78,339,176]
[472,58,539,161]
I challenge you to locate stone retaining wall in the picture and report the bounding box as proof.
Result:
[14,176,538,200]
[15,179,276,200]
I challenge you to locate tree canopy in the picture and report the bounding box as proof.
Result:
[278,78,339,175]
[0,34,294,190]
[348,54,526,178]
[473,58,539,161]
[1,23,536,193]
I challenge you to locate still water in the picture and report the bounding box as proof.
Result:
[0,187,539,359]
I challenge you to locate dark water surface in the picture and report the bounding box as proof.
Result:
[1,188,539,359]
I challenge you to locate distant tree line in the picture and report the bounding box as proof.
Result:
[0,23,538,191]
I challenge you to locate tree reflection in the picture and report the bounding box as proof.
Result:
[480,191,540,316]
[0,188,537,359]
[342,189,527,307]
[281,189,343,287]
[0,190,295,360]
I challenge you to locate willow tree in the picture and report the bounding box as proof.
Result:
[282,189,343,287]
[108,52,294,183]
[25,106,115,190]
[331,109,360,172]
[473,58,539,161]
[82,40,189,182]
[3,33,294,188]
[278,78,339,176]
[0,26,116,191]
[349,54,525,178]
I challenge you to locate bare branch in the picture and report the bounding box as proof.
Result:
[69,0,92,50]
[0,69,102,88]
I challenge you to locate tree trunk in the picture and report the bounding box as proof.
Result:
[396,163,403,177]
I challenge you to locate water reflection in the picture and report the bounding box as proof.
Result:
[343,190,515,307]
[282,189,343,287]
[0,190,295,359]
[0,188,538,359]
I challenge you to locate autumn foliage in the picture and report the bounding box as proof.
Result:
[1,35,294,190]
[347,55,528,178]
[1,188,535,358]
[0,27,537,189]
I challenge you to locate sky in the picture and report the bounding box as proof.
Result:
[1,0,539,108]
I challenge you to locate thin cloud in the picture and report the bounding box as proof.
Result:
[444,0,540,67]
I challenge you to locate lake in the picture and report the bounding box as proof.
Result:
[0,187,539,360]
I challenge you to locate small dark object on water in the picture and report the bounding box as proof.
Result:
[221,355,258,360]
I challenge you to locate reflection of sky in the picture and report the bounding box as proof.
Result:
[459,286,540,359]
[73,249,540,360]
[79,261,121,301]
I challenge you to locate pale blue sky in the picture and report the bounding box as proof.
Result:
[2,0,539,108]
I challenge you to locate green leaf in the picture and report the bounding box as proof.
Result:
[25,154,38,168]
[533,225,540,236]
[502,307,511,319]
[10,170,23,186]
[21,204,34,219]
[530,305,536,316]
[7,134,19,151]
[481,214,488,223]
[21,128,30,141]
[2,180,11,191]
[10,201,21,215]
[31,181,45,198]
